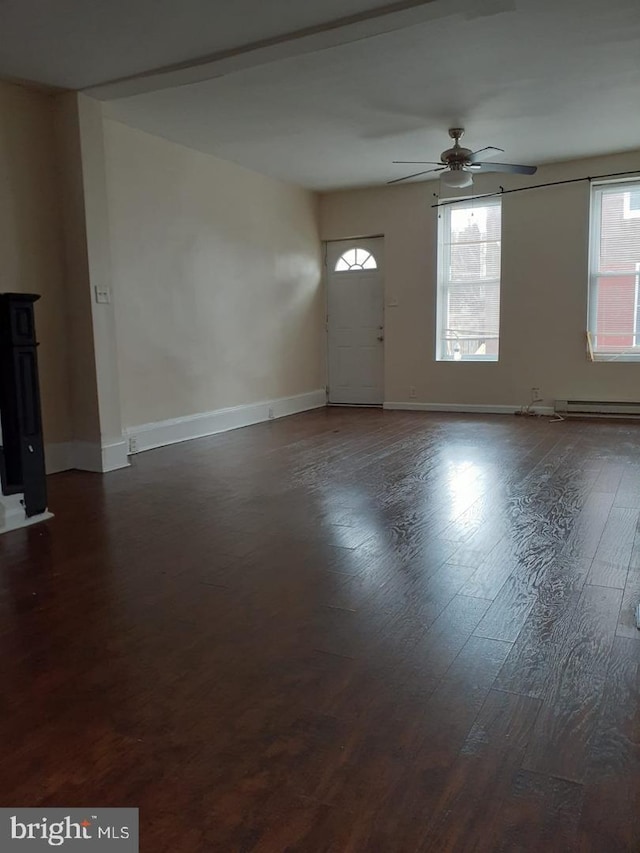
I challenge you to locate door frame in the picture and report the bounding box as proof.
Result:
[324,235,385,406]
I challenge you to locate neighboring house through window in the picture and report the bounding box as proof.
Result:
[589,180,640,359]
[436,198,502,361]
[623,187,640,220]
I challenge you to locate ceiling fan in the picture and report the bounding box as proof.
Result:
[388,127,537,188]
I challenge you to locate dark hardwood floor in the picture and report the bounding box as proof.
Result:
[1,408,639,851]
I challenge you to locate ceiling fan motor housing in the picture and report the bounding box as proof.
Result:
[443,159,472,171]
[441,128,473,167]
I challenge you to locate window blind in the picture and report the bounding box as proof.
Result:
[437,198,502,361]
[589,180,640,360]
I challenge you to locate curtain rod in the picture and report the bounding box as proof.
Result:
[430,169,640,208]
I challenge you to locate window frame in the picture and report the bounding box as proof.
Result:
[588,178,640,362]
[436,196,502,363]
[634,263,640,346]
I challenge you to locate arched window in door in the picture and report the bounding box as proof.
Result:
[334,247,378,271]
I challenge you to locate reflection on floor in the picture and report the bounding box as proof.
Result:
[1,408,638,851]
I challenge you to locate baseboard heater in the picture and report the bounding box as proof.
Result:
[555,399,640,419]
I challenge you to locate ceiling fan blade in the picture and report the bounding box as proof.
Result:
[473,161,537,175]
[468,146,504,163]
[392,160,443,165]
[387,167,446,185]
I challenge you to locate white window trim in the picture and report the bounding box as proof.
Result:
[436,197,502,363]
[588,180,640,362]
[633,262,640,346]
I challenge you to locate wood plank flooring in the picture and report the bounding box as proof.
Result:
[1,408,640,851]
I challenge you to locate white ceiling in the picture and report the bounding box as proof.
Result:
[2,0,639,189]
[0,0,398,89]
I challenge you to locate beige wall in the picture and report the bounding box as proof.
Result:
[320,150,640,409]
[76,95,124,447]
[103,119,324,429]
[0,80,72,444]
[52,92,102,445]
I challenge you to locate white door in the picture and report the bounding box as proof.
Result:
[327,238,384,405]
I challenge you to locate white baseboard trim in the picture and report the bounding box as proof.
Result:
[101,440,130,472]
[384,402,555,416]
[125,389,327,454]
[72,441,104,473]
[45,440,130,474]
[45,442,75,474]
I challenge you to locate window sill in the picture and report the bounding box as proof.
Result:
[592,353,640,363]
[437,357,499,363]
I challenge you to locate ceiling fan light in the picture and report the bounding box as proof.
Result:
[441,169,473,189]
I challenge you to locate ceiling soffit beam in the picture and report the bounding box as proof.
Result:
[86,0,515,101]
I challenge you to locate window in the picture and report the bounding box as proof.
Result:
[623,188,640,220]
[588,180,640,360]
[334,247,377,271]
[436,198,501,361]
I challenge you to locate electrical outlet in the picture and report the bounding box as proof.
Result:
[268,407,274,420]
[128,435,138,454]
[531,387,542,402]
[94,286,111,304]
[409,386,417,399]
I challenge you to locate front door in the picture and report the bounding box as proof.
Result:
[326,238,384,405]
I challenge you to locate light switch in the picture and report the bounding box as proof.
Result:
[386,297,399,307]
[95,286,111,304]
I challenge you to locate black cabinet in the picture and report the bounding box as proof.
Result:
[0,293,47,517]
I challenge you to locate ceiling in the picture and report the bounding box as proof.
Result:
[2,0,639,189]
[0,0,403,90]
